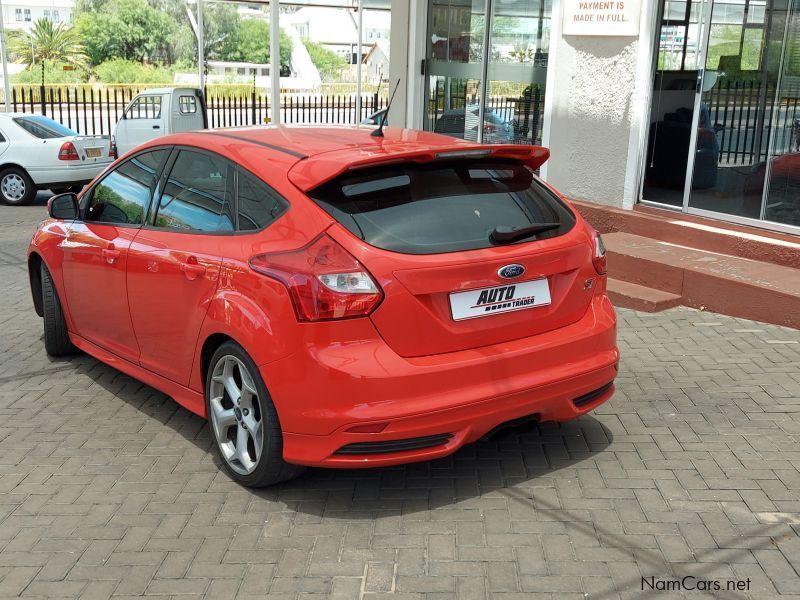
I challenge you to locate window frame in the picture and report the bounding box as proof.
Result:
[79,146,171,228]
[141,145,291,236]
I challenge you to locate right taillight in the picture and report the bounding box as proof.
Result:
[249,234,384,322]
[593,232,607,275]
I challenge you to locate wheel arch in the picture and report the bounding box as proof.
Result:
[199,333,236,388]
[28,251,44,317]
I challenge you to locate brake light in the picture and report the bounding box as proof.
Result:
[58,141,80,161]
[483,123,497,134]
[109,137,117,158]
[249,234,383,321]
[593,232,607,275]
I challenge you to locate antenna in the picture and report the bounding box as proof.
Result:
[371,78,401,138]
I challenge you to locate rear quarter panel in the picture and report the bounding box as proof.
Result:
[187,165,335,394]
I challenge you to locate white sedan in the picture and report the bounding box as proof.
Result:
[0,113,113,205]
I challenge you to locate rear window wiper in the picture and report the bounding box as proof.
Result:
[490,222,561,244]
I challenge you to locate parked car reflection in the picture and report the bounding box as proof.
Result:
[743,152,800,226]
[433,106,514,144]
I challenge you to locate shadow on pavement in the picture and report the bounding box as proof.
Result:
[75,350,614,515]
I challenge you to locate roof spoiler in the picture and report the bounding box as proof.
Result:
[288,145,551,192]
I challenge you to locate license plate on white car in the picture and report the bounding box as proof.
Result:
[85,147,102,158]
[449,278,551,321]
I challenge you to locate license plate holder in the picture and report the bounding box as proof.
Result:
[449,278,552,321]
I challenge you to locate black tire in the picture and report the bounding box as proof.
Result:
[0,166,36,206]
[205,341,304,487]
[40,263,75,356]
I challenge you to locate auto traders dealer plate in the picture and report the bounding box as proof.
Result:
[449,278,551,321]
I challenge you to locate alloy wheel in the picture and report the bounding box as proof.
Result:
[208,355,264,475]
[1,174,25,202]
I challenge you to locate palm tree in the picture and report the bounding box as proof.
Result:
[8,19,87,69]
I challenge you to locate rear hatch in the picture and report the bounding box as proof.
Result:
[305,153,598,358]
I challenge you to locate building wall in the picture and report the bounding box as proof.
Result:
[545,37,642,208]
[2,1,73,32]
[544,0,658,209]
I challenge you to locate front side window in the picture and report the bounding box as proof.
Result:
[126,95,162,120]
[152,150,234,232]
[84,150,167,225]
[237,170,288,231]
[309,159,575,254]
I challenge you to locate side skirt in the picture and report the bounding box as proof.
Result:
[70,333,207,418]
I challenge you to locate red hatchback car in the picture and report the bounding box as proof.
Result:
[28,126,619,487]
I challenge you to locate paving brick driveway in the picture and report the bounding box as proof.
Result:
[1,197,799,600]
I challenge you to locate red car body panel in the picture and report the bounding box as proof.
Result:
[28,126,619,468]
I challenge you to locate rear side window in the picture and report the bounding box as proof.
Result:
[13,115,77,139]
[153,150,234,232]
[309,160,575,254]
[179,95,197,114]
[237,170,288,231]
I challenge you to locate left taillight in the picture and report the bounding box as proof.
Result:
[109,137,117,158]
[592,231,607,275]
[58,141,80,161]
[249,234,384,322]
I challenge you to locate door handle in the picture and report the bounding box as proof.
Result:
[102,246,120,264]
[153,125,161,130]
[180,257,207,280]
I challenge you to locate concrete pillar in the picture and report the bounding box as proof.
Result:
[387,0,409,127]
[543,0,658,209]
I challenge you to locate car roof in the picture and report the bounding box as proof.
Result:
[138,125,549,191]
[0,112,51,119]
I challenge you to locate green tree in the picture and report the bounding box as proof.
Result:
[8,19,87,68]
[303,39,346,81]
[220,20,292,68]
[75,0,175,65]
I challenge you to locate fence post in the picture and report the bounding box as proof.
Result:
[40,64,46,115]
[251,86,256,125]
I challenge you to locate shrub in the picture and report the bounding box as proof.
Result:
[94,59,174,84]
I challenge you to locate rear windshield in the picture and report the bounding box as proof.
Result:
[13,116,77,139]
[308,159,575,255]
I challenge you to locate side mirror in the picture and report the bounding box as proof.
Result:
[48,193,79,220]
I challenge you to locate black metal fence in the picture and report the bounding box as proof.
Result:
[7,85,389,136]
[703,79,800,164]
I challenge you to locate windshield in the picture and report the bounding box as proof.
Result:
[13,116,77,139]
[309,159,575,255]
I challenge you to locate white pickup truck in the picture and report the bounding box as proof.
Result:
[113,88,207,157]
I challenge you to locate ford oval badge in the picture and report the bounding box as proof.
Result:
[498,264,525,279]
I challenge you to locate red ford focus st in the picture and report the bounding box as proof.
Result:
[28,126,618,487]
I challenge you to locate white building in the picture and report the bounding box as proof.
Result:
[283,6,390,64]
[1,0,74,32]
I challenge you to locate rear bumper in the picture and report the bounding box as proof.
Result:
[263,294,618,468]
[28,163,110,186]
